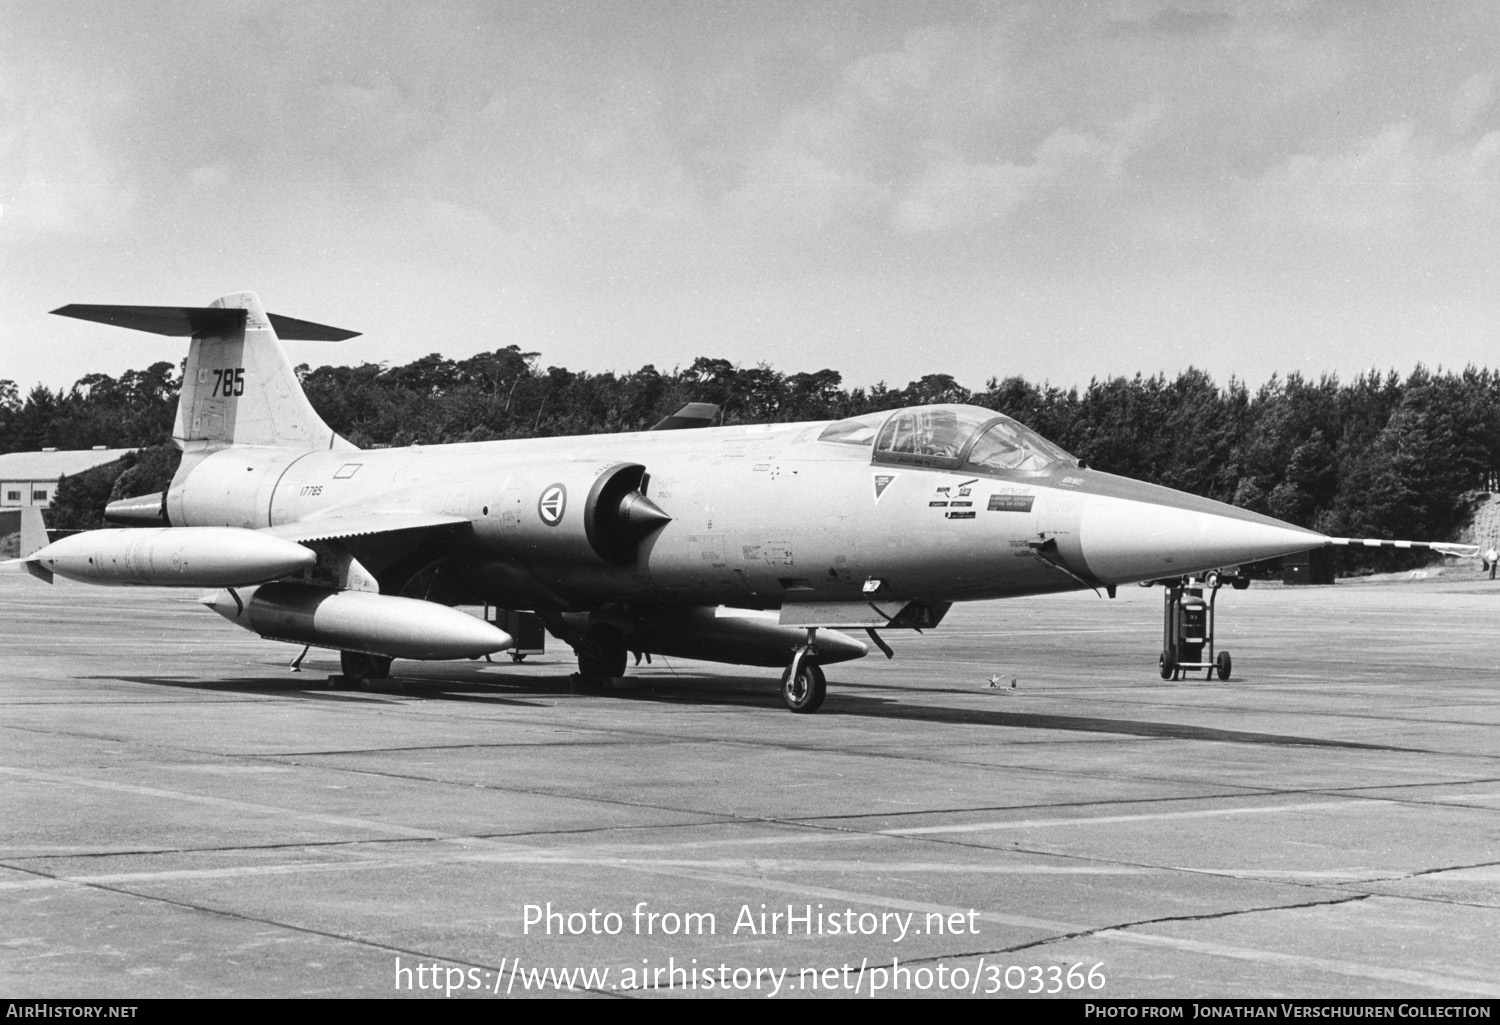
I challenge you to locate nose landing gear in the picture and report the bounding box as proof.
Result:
[781,629,828,713]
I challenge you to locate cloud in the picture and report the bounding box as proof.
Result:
[890,131,1099,234]
[891,106,1158,235]
[1246,122,1500,235]
[0,61,136,238]
[1452,71,1498,133]
[711,21,1023,235]
[840,24,965,109]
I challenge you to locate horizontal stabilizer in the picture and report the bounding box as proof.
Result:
[650,403,719,430]
[52,304,359,341]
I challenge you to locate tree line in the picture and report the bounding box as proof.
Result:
[4,349,1498,572]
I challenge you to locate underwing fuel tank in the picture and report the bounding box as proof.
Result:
[22,528,315,586]
[202,583,513,660]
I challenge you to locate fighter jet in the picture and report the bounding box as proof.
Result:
[15,292,1475,712]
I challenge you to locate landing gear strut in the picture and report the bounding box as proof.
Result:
[781,630,828,713]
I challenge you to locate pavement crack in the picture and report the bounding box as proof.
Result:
[999,892,1372,956]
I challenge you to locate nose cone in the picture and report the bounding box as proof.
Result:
[1076,476,1325,584]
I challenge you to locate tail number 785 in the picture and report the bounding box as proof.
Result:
[212,368,246,397]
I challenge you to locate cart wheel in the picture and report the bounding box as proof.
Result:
[1159,647,1177,681]
[1204,569,1222,590]
[1215,650,1232,682]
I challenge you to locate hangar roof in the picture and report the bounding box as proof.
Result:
[0,449,134,481]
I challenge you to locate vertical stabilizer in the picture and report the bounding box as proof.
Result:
[175,292,352,451]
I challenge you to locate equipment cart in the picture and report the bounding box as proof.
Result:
[1158,570,1242,681]
[482,606,548,663]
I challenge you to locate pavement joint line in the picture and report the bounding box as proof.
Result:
[875,798,1401,834]
[0,764,478,842]
[996,893,1500,998]
[9,760,1499,885]
[0,852,1165,892]
[10,692,1498,788]
[0,861,621,1001]
[19,716,1491,803]
[590,861,1500,997]
[5,726,1494,840]
[1345,891,1500,912]
[791,779,1500,825]
[853,816,1500,896]
[0,763,884,864]
[1403,856,1500,880]
[14,679,1486,760]
[0,814,808,863]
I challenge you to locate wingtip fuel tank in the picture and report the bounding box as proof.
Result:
[23,527,315,587]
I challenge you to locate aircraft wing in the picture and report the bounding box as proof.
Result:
[259,512,472,544]
[649,402,719,430]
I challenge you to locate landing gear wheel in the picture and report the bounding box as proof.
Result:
[1159,646,1177,681]
[1215,650,1232,682]
[338,650,392,688]
[780,660,827,714]
[574,625,627,691]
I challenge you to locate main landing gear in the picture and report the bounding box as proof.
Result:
[563,619,836,713]
[572,623,627,693]
[780,630,827,713]
[336,650,393,688]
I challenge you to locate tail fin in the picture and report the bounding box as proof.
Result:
[52,292,357,451]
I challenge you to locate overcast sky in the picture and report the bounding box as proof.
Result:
[4,1,1500,397]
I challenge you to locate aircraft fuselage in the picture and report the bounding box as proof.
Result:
[166,417,1322,612]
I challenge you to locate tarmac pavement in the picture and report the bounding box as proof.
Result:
[2,571,1498,999]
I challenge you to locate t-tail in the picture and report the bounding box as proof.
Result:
[52,292,358,453]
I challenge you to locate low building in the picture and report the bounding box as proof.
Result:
[0,448,135,510]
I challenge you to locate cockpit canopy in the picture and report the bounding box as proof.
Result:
[817,404,1078,474]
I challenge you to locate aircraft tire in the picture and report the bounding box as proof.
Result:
[1159,647,1177,681]
[337,651,392,689]
[577,625,628,679]
[1215,650,1232,682]
[781,660,827,714]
